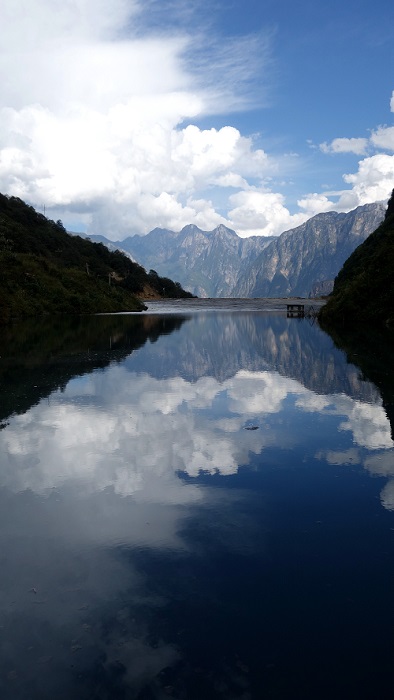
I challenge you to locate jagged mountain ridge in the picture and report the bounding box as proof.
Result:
[234,202,386,298]
[82,202,385,298]
[82,224,275,297]
[112,224,275,297]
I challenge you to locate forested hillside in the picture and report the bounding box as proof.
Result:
[0,194,192,323]
[319,190,394,328]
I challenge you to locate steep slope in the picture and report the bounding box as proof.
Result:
[319,190,394,328]
[0,194,192,323]
[76,231,137,261]
[234,203,386,298]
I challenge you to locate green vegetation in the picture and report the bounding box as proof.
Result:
[319,190,394,328]
[0,194,193,323]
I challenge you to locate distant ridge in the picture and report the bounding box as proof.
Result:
[80,202,386,298]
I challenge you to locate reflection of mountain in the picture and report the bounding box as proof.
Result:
[125,313,380,403]
[0,314,188,426]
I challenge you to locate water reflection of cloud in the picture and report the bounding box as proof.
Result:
[0,488,181,698]
[379,480,394,511]
[316,444,394,512]
[298,392,393,451]
[315,448,360,466]
[363,451,394,511]
[1,359,394,694]
[338,400,393,450]
[364,451,394,477]
[226,370,298,414]
[1,367,392,501]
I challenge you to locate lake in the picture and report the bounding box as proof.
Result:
[0,300,393,699]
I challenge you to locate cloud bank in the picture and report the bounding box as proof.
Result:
[0,1,393,238]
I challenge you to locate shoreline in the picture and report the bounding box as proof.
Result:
[141,297,327,313]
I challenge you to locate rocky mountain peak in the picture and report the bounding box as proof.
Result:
[78,202,386,298]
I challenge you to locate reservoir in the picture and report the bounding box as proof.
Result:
[0,300,393,699]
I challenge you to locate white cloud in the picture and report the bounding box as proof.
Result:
[227,190,308,237]
[0,0,393,238]
[299,153,394,216]
[0,0,285,238]
[297,193,337,217]
[339,154,394,209]
[320,137,368,156]
[370,126,394,151]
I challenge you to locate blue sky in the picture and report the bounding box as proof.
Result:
[0,0,393,238]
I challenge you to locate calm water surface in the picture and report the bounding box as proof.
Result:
[0,301,393,699]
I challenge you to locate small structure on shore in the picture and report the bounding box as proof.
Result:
[287,303,304,318]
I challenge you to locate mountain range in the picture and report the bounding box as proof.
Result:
[78,202,385,298]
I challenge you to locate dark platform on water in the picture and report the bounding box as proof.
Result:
[287,303,305,317]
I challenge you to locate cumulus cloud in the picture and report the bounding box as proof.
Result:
[299,153,394,216]
[297,193,337,217]
[315,90,394,215]
[314,91,394,216]
[339,154,394,209]
[0,0,284,238]
[320,138,369,156]
[370,126,394,151]
[0,0,393,238]
[228,190,308,237]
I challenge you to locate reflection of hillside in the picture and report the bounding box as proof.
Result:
[126,313,379,403]
[323,325,394,439]
[0,314,188,426]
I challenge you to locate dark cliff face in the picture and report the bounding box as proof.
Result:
[385,189,394,219]
[234,203,386,298]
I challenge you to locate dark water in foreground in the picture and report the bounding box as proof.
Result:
[0,301,393,699]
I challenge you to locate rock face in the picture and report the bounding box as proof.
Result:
[233,203,386,298]
[85,202,385,298]
[118,224,275,297]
